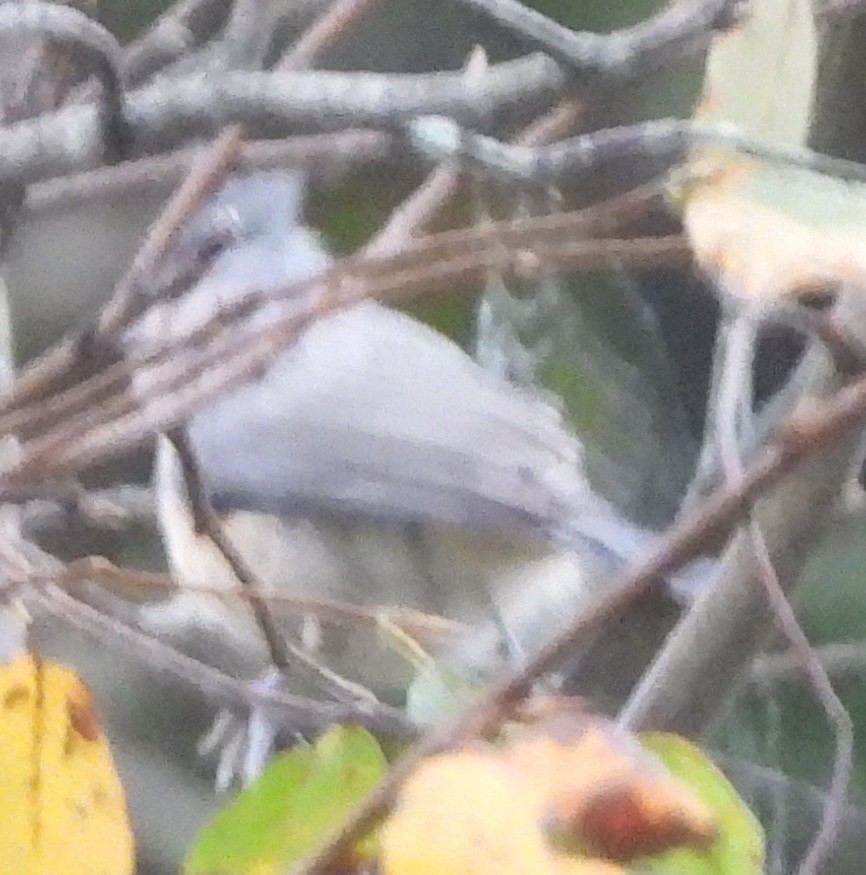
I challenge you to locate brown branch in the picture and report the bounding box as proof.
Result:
[63,555,461,642]
[97,125,244,334]
[0,177,670,446]
[0,234,687,490]
[618,297,866,740]
[23,579,417,738]
[718,753,866,875]
[672,313,852,875]
[20,131,389,219]
[167,427,293,672]
[293,354,866,875]
[0,507,415,736]
[751,642,866,684]
[280,0,384,71]
[747,515,853,875]
[0,127,243,446]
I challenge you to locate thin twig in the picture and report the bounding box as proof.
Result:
[0,215,677,445]
[64,555,461,641]
[167,427,293,672]
[364,47,491,257]
[294,351,866,875]
[21,131,389,218]
[122,0,229,84]
[0,235,688,489]
[618,320,863,736]
[713,316,853,875]
[25,580,417,737]
[751,642,866,684]
[750,516,853,875]
[98,125,244,334]
[280,0,384,71]
[369,92,583,257]
[0,179,670,444]
[0,127,243,447]
[718,752,866,870]
[0,518,415,737]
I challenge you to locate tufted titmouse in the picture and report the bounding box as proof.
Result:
[124,172,691,703]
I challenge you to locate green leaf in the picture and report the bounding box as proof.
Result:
[405,660,482,725]
[184,725,387,875]
[635,734,765,875]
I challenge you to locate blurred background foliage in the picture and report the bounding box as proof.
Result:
[12,1,866,873]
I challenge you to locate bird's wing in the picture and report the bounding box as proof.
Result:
[189,302,594,542]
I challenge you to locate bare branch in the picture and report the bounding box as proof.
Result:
[22,131,390,218]
[24,580,417,737]
[121,0,231,85]
[64,555,461,641]
[408,116,866,187]
[167,426,294,672]
[692,311,855,875]
[98,125,244,334]
[0,1,128,160]
[455,0,740,81]
[0,54,564,185]
[719,754,866,874]
[752,642,866,684]
[0,176,673,469]
[746,514,854,875]
[280,0,384,71]
[294,328,866,875]
[369,89,583,257]
[617,329,864,740]
[0,235,687,489]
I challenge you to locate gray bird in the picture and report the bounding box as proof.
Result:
[123,172,690,718]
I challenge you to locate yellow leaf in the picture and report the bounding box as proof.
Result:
[679,0,866,301]
[684,188,866,299]
[0,655,134,875]
[501,718,717,862]
[381,749,623,875]
[380,706,716,875]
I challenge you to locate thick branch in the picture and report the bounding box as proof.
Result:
[0,2,127,159]
[121,0,232,84]
[620,293,866,737]
[0,55,563,185]
[294,335,866,875]
[409,116,866,187]
[457,0,739,82]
